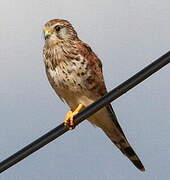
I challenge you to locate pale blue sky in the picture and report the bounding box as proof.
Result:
[0,0,170,179]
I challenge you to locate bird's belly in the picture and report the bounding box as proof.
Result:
[46,58,101,117]
[47,64,112,130]
[47,61,91,108]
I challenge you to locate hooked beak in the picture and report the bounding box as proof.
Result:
[44,29,52,40]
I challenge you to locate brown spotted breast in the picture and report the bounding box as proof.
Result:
[43,40,103,109]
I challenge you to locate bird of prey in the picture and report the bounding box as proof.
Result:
[43,19,145,171]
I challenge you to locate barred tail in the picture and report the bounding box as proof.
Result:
[104,130,145,171]
[121,145,145,171]
[88,104,145,171]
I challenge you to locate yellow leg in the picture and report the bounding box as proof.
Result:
[64,104,84,129]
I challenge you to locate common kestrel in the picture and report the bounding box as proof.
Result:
[43,19,145,171]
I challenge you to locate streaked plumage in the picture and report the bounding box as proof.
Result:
[43,19,145,171]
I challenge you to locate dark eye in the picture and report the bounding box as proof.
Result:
[54,25,61,32]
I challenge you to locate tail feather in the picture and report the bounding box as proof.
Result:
[104,130,145,171]
[121,145,145,171]
[101,104,145,171]
[88,104,145,171]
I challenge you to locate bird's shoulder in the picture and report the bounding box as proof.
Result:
[75,40,102,69]
[75,40,107,97]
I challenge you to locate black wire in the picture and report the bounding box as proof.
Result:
[0,52,169,173]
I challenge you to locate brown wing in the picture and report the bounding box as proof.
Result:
[76,40,127,137]
[76,41,145,171]
[76,41,107,96]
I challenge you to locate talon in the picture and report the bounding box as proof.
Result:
[64,104,84,130]
[64,111,75,129]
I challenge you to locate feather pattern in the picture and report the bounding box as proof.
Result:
[43,19,145,171]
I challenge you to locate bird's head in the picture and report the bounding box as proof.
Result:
[43,19,78,43]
